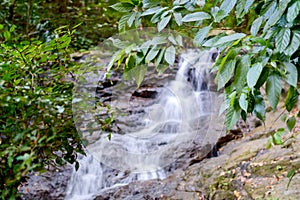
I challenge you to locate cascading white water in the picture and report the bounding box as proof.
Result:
[66,49,217,200]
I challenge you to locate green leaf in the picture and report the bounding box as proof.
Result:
[182,12,211,22]
[247,63,263,89]
[173,12,183,26]
[233,55,250,92]
[0,24,3,30]
[56,105,65,114]
[214,9,226,22]
[239,93,248,112]
[220,0,237,16]
[194,26,211,46]
[266,137,272,149]
[155,48,165,66]
[124,61,148,87]
[145,46,160,63]
[287,1,300,23]
[134,64,147,87]
[4,31,11,40]
[141,6,162,16]
[285,86,299,112]
[225,105,241,131]
[236,0,246,18]
[213,33,246,46]
[203,34,222,47]
[287,169,296,188]
[158,14,171,32]
[219,98,230,116]
[244,0,255,13]
[135,11,142,28]
[150,36,167,46]
[284,62,298,87]
[284,31,300,56]
[107,50,125,71]
[230,91,237,107]
[9,25,16,32]
[142,0,160,8]
[110,3,135,12]
[127,12,136,27]
[254,94,265,121]
[250,17,263,36]
[150,7,168,23]
[255,67,269,89]
[287,116,296,132]
[287,169,296,178]
[262,1,276,19]
[164,45,176,65]
[119,13,132,31]
[263,0,291,32]
[216,59,236,90]
[266,72,282,109]
[276,28,291,52]
[176,35,183,46]
[168,35,177,45]
[272,129,285,145]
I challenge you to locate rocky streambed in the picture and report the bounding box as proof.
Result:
[92,108,300,200]
[20,50,300,200]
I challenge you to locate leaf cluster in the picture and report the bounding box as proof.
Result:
[0,25,84,199]
[110,0,300,131]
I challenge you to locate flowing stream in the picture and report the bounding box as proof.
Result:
[66,49,219,200]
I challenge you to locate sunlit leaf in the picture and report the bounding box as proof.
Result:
[164,45,176,65]
[247,63,263,89]
[150,7,168,23]
[194,26,211,46]
[225,105,241,131]
[284,31,300,56]
[239,93,248,112]
[118,13,131,31]
[155,47,165,67]
[110,2,135,12]
[233,55,250,92]
[182,12,211,22]
[127,12,136,27]
[284,62,298,87]
[220,0,237,16]
[145,46,160,63]
[173,12,183,26]
[216,59,236,90]
[158,15,171,32]
[287,1,300,23]
[213,33,246,46]
[141,6,162,16]
[219,98,230,116]
[236,0,246,18]
[250,17,263,36]
[276,28,291,52]
[142,0,160,8]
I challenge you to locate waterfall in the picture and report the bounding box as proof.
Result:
[66,49,218,200]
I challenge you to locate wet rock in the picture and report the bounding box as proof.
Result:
[19,165,72,200]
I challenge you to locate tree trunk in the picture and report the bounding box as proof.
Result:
[26,0,31,37]
[8,0,16,22]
